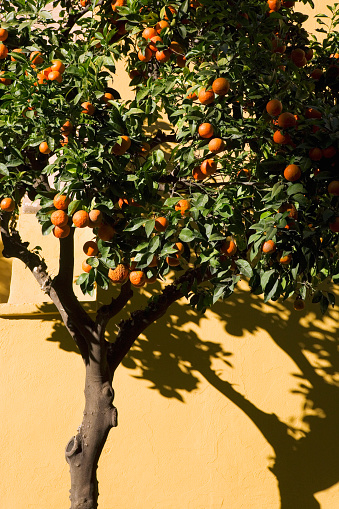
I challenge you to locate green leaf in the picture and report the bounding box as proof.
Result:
[235,260,253,278]
[76,273,89,285]
[179,228,195,242]
[124,218,145,232]
[145,219,155,238]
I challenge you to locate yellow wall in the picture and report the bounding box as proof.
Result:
[0,2,338,508]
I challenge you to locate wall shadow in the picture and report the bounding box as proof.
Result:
[17,282,339,508]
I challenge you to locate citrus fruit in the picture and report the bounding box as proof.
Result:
[82,260,93,273]
[129,270,146,287]
[166,255,180,266]
[48,70,62,83]
[148,255,158,268]
[72,210,89,228]
[155,20,170,33]
[200,159,217,176]
[142,27,158,40]
[208,138,225,153]
[108,264,129,283]
[155,49,171,63]
[198,87,215,105]
[175,242,184,254]
[112,135,131,155]
[277,112,297,128]
[30,51,43,65]
[81,102,95,115]
[51,210,68,227]
[53,224,70,238]
[284,164,301,182]
[89,209,102,226]
[53,194,70,210]
[39,142,51,154]
[273,130,292,145]
[97,224,115,241]
[175,199,191,216]
[279,253,292,264]
[293,299,305,311]
[220,239,237,256]
[309,148,322,161]
[266,99,283,116]
[262,240,276,253]
[0,29,8,42]
[212,77,230,95]
[0,44,8,59]
[154,217,168,232]
[0,197,15,212]
[50,60,65,73]
[83,241,99,256]
[328,181,339,196]
[198,123,214,138]
[138,48,152,62]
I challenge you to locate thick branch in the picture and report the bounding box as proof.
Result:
[107,268,205,372]
[95,281,133,339]
[63,0,104,38]
[54,227,75,290]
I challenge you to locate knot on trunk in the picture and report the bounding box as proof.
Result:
[73,498,95,509]
[65,434,82,459]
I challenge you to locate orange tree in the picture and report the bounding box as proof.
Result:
[0,0,339,507]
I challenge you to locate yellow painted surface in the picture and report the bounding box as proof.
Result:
[0,1,338,508]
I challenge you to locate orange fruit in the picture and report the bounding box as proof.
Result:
[148,255,158,268]
[88,209,102,226]
[175,242,184,254]
[155,20,170,33]
[200,159,217,176]
[279,253,292,265]
[262,240,276,254]
[169,41,184,54]
[155,49,171,63]
[138,47,152,62]
[50,60,65,73]
[11,48,23,62]
[30,51,43,65]
[81,102,95,115]
[310,68,323,80]
[278,203,298,220]
[271,38,286,54]
[220,239,237,256]
[83,240,99,256]
[273,130,292,145]
[148,36,162,52]
[51,210,68,227]
[267,0,281,11]
[48,70,62,82]
[129,270,146,286]
[198,87,215,105]
[198,123,214,138]
[266,99,283,116]
[305,108,322,119]
[164,5,177,19]
[308,148,322,161]
[186,88,197,100]
[112,135,131,155]
[175,199,191,216]
[212,77,230,95]
[208,138,225,153]
[166,255,180,266]
[82,260,93,273]
[142,27,158,40]
[322,146,337,159]
[53,194,70,210]
[293,299,305,311]
[0,43,8,59]
[284,164,301,182]
[328,181,339,196]
[39,142,51,154]
[139,142,151,155]
[146,274,157,284]
[97,224,115,241]
[155,217,168,232]
[61,120,73,136]
[176,55,186,67]
[192,166,205,180]
[329,217,339,232]
[108,264,129,283]
[290,48,305,64]
[0,197,15,212]
[305,48,313,61]
[0,29,8,42]
[0,71,11,85]
[111,0,126,11]
[53,225,70,238]
[72,210,89,228]
[277,112,297,128]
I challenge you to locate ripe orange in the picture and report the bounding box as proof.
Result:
[163,5,177,19]
[111,0,126,11]
[322,146,337,159]
[61,120,73,136]
[310,68,323,80]
[176,55,186,67]
[284,164,301,182]
[82,260,93,273]
[155,49,171,63]
[279,253,292,265]
[266,99,283,116]
[271,38,286,54]
[208,138,225,153]
[129,270,146,287]
[155,217,168,232]
[305,48,313,61]
[53,225,70,238]
[81,102,95,115]
[200,159,217,176]
[305,108,322,119]
[0,29,8,42]
[112,135,131,155]
[328,181,339,196]
[198,123,214,138]
[51,210,68,227]
[53,194,70,210]
[192,166,205,180]
[273,130,292,145]
[267,0,281,11]
[48,70,62,83]
[291,48,305,65]
[39,142,51,154]
[212,77,230,96]
[0,71,11,85]
[30,51,43,65]
[108,264,129,283]
[278,203,298,220]
[50,60,65,73]
[155,20,170,33]
[72,210,89,228]
[0,43,8,59]
[11,48,23,62]
[148,36,162,52]
[262,240,276,254]
[220,239,237,256]
[138,48,152,62]
[0,197,15,212]
[88,209,102,226]
[166,255,180,266]
[198,87,215,105]
[277,112,297,128]
[308,148,322,161]
[97,224,115,241]
[142,27,158,40]
[83,240,99,256]
[329,217,339,232]
[169,41,184,54]
[293,299,305,311]
[186,88,197,100]
[175,199,191,216]
[148,255,158,268]
[175,242,184,254]
[146,274,158,284]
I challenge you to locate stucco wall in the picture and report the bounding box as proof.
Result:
[0,1,338,508]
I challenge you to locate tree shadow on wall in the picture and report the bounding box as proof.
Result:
[37,284,339,509]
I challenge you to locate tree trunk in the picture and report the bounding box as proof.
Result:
[65,373,117,509]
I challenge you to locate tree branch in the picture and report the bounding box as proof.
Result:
[95,281,133,339]
[63,0,105,38]
[107,268,205,372]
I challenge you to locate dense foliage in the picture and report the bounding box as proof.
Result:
[0,0,339,314]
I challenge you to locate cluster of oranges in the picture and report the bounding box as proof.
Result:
[137,23,186,67]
